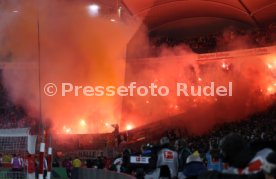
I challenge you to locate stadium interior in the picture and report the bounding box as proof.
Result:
[0,0,275,179]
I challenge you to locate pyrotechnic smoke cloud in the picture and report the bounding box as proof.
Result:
[0,0,138,134]
[0,0,275,136]
[123,27,276,135]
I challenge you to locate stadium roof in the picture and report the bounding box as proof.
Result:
[122,0,276,35]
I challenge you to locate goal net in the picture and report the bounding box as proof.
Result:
[0,128,37,179]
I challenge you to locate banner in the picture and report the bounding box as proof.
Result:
[198,45,276,61]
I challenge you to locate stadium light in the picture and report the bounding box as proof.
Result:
[87,4,100,17]
[118,6,122,18]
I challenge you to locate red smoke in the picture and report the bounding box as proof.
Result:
[1,0,138,134]
[0,0,275,135]
[122,53,276,135]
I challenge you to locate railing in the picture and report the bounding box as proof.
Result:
[0,171,26,179]
[0,168,135,179]
[73,168,135,179]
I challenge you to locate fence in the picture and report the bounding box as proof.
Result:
[0,170,26,179]
[77,168,135,179]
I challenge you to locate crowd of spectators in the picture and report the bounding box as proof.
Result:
[182,103,276,156]
[152,24,276,54]
[42,102,276,179]
[103,102,275,178]
[0,70,39,131]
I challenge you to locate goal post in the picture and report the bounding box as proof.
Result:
[0,128,37,155]
[0,128,37,179]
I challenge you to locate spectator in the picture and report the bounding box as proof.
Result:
[11,154,23,179]
[175,139,191,172]
[86,158,93,168]
[71,156,81,179]
[263,152,276,179]
[220,133,273,174]
[205,141,223,172]
[182,154,207,178]
[72,156,81,168]
[26,154,35,179]
[62,157,72,179]
[113,154,123,173]
[43,157,48,179]
[157,137,178,179]
[52,156,60,168]
[97,157,104,169]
